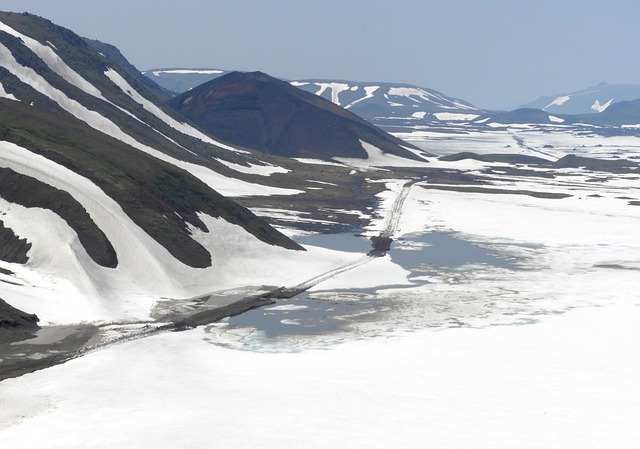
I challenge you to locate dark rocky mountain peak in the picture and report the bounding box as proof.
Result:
[167,71,423,161]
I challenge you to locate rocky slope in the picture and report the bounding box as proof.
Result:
[0,297,39,343]
[0,11,309,333]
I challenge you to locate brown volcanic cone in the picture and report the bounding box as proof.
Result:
[167,71,423,160]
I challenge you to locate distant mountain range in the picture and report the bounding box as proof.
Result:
[474,100,640,128]
[144,68,484,126]
[519,82,640,115]
[146,68,640,129]
[142,68,228,94]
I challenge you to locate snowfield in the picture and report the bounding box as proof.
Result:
[0,304,637,449]
[2,126,639,448]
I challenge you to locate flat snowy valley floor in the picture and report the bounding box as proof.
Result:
[1,128,639,448]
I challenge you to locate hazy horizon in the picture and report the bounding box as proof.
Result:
[2,0,640,110]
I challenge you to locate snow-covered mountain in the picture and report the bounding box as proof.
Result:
[143,68,483,125]
[291,80,481,125]
[0,12,312,330]
[519,82,640,115]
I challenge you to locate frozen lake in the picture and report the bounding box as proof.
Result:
[219,229,522,346]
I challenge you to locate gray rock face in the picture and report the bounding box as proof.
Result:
[0,297,40,343]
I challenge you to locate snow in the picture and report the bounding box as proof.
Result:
[434,112,480,121]
[182,161,302,197]
[389,86,425,103]
[249,208,342,228]
[215,158,290,176]
[0,28,169,133]
[0,303,638,448]
[591,98,614,112]
[103,68,239,151]
[548,115,564,123]
[0,20,109,101]
[0,141,346,324]
[387,87,476,110]
[333,140,429,169]
[0,81,18,101]
[543,95,571,110]
[292,158,346,167]
[345,85,380,109]
[264,304,309,311]
[412,111,427,118]
[0,42,161,154]
[0,42,297,197]
[313,82,350,105]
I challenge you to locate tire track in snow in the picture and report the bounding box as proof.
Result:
[511,134,557,160]
[286,180,416,291]
[289,255,373,292]
[381,180,415,238]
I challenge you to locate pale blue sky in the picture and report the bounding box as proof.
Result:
[2,0,639,109]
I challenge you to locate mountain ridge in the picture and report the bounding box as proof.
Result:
[0,11,314,330]
[144,67,483,126]
[167,70,424,160]
[519,82,640,115]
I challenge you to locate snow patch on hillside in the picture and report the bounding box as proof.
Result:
[0,42,155,153]
[0,20,108,101]
[345,86,380,109]
[216,159,290,176]
[314,82,350,105]
[591,98,614,112]
[292,158,346,167]
[333,141,429,169]
[0,142,322,323]
[543,95,570,110]
[0,43,294,198]
[434,112,479,121]
[104,68,239,151]
[388,87,475,110]
[0,81,18,101]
